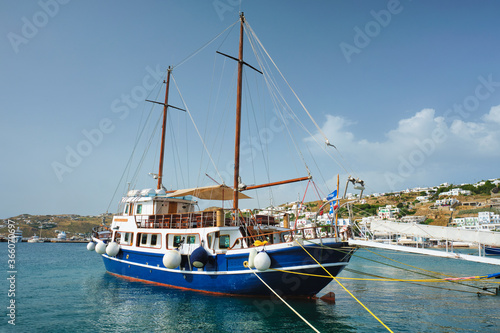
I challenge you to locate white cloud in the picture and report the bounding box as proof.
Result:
[482,105,500,124]
[307,114,355,147]
[308,105,500,193]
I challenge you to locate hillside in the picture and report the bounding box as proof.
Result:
[0,214,110,239]
[353,192,497,226]
[2,180,498,238]
[281,190,498,227]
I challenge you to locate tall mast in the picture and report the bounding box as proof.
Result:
[157,66,172,190]
[233,13,245,211]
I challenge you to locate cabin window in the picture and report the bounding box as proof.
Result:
[141,233,148,246]
[119,232,133,246]
[124,205,129,214]
[124,232,131,244]
[207,234,213,249]
[151,234,158,246]
[167,234,200,249]
[137,233,161,248]
[136,204,142,214]
[219,235,230,249]
[173,235,183,248]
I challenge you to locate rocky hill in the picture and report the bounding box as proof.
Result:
[2,181,498,238]
[0,214,112,239]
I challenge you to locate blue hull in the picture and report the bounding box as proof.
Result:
[101,242,354,296]
[485,247,500,255]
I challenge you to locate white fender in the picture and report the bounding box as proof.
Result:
[95,242,107,254]
[254,252,271,271]
[248,248,257,268]
[163,250,181,269]
[86,242,96,251]
[106,242,120,257]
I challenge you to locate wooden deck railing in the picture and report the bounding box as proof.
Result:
[228,225,339,249]
[134,211,278,229]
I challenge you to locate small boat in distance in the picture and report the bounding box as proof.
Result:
[89,13,358,297]
[28,234,44,243]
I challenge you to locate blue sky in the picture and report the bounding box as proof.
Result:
[2,0,500,218]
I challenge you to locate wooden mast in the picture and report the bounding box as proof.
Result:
[157,66,172,190]
[233,13,245,211]
[242,176,311,191]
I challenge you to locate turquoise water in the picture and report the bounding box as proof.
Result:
[1,243,499,332]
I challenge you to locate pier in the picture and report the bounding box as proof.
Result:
[351,220,500,266]
[349,239,500,266]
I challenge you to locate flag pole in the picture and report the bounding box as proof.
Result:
[335,174,339,239]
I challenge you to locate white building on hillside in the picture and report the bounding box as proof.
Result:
[416,195,430,202]
[451,216,478,229]
[452,211,500,231]
[378,205,399,219]
[439,188,471,196]
[435,198,459,206]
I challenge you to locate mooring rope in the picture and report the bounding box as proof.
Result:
[294,241,394,333]
[244,264,320,333]
[303,241,499,295]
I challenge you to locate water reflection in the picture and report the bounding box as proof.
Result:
[82,272,357,332]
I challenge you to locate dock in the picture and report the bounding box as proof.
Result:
[352,220,500,266]
[349,239,500,266]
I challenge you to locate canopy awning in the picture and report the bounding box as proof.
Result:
[166,184,252,200]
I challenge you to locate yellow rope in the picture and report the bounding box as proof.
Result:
[295,241,394,333]
[268,267,500,283]
[305,241,500,283]
[244,263,320,333]
[361,247,456,278]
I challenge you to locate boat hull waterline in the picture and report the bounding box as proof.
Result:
[99,241,354,296]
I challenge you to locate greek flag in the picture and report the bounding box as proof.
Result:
[327,190,339,214]
[326,190,337,201]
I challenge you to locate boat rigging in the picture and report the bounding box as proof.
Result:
[89,12,357,298]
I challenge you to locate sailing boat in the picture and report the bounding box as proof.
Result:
[28,230,44,243]
[89,13,357,297]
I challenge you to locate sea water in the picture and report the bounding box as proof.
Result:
[1,243,499,332]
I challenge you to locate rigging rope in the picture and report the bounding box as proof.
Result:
[244,265,320,333]
[105,78,166,212]
[243,21,329,144]
[197,54,219,186]
[171,74,224,183]
[244,26,310,175]
[306,242,498,295]
[173,19,239,70]
[295,241,394,332]
[244,19,368,184]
